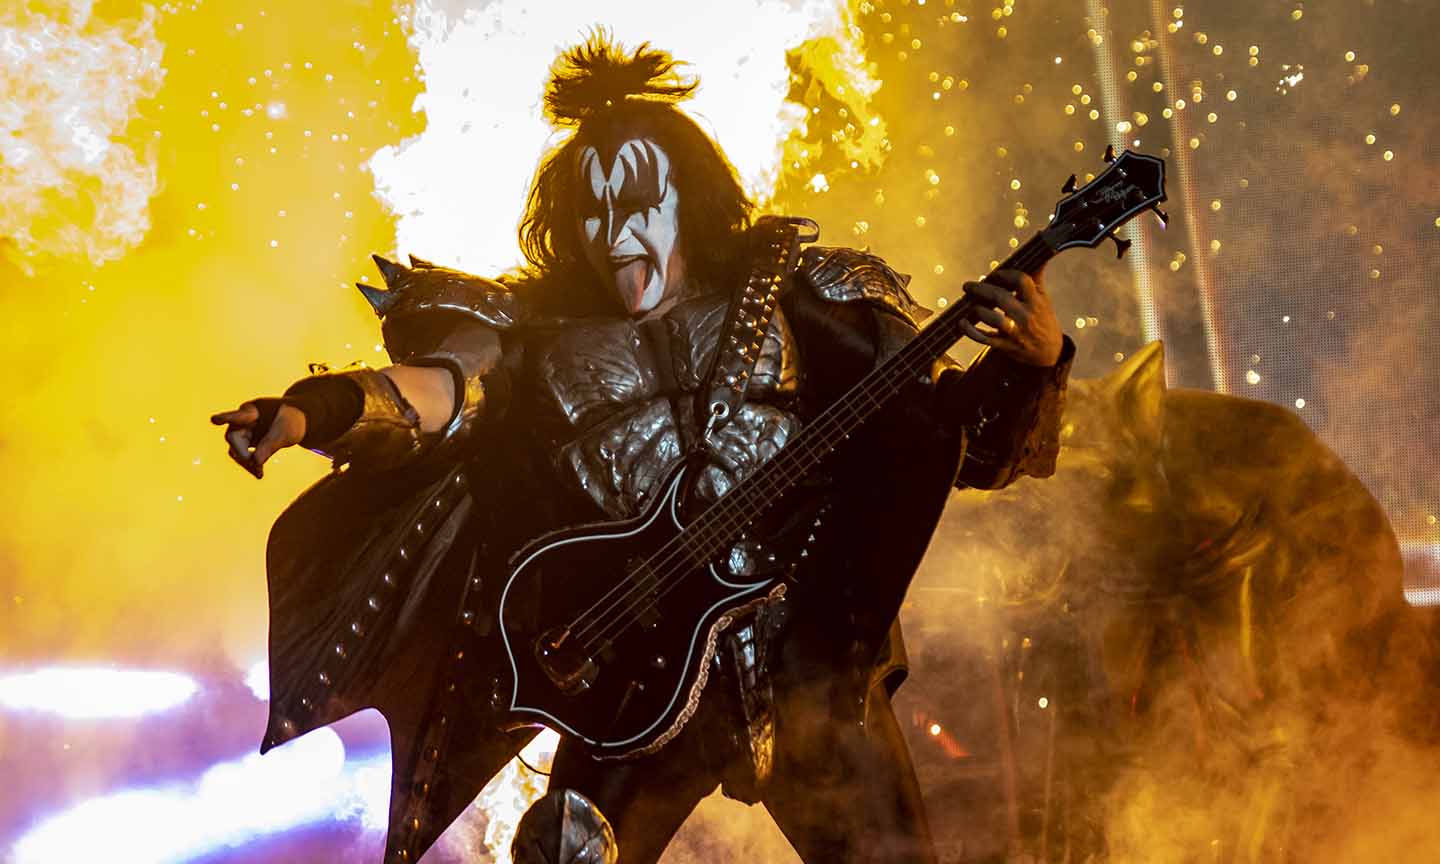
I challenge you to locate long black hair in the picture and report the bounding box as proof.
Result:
[512,32,755,314]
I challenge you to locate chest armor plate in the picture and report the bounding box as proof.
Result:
[521,292,801,519]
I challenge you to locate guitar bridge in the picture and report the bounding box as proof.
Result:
[534,627,599,695]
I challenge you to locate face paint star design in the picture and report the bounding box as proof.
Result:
[577,137,683,316]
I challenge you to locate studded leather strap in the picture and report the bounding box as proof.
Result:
[697,216,818,445]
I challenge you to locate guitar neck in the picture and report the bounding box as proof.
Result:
[682,231,1057,563]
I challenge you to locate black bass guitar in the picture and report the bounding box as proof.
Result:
[497,148,1167,758]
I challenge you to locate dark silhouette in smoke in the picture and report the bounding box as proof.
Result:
[903,342,1438,862]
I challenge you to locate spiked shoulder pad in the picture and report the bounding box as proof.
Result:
[359,254,525,361]
[794,246,930,325]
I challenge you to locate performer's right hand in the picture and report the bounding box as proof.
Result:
[209,400,307,479]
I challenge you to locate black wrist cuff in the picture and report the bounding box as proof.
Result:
[283,375,365,448]
[248,398,285,444]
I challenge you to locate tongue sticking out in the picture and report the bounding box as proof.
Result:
[615,258,652,313]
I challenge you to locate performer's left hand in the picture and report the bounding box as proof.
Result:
[960,269,1064,366]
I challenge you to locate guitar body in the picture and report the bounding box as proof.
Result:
[497,462,795,758]
[496,399,963,759]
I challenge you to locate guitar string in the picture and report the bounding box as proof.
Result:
[544,232,796,641]
[568,236,1053,653]
[674,233,1059,559]
[565,236,1053,655]
[570,293,967,653]
[569,237,1052,654]
[583,254,1046,646]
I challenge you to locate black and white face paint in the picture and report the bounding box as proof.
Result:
[577,137,682,316]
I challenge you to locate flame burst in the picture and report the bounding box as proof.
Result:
[435,729,558,864]
[0,1,164,271]
[369,0,883,273]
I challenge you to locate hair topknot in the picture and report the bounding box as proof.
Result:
[543,30,697,127]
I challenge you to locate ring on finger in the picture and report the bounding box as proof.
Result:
[1001,315,1018,334]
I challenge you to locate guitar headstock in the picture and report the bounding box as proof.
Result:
[1041,147,1167,257]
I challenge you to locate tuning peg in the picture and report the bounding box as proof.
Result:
[1111,236,1132,259]
[1061,174,1078,194]
[1103,144,1116,163]
[1153,207,1169,227]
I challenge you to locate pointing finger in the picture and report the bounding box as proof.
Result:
[210,404,259,427]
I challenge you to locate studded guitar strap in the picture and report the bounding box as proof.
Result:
[698,215,819,445]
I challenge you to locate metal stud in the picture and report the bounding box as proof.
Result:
[300,696,313,709]
[398,546,409,561]
[367,596,382,612]
[318,671,331,686]
[350,620,366,637]
[382,572,396,588]
[460,610,475,625]
[334,641,349,659]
